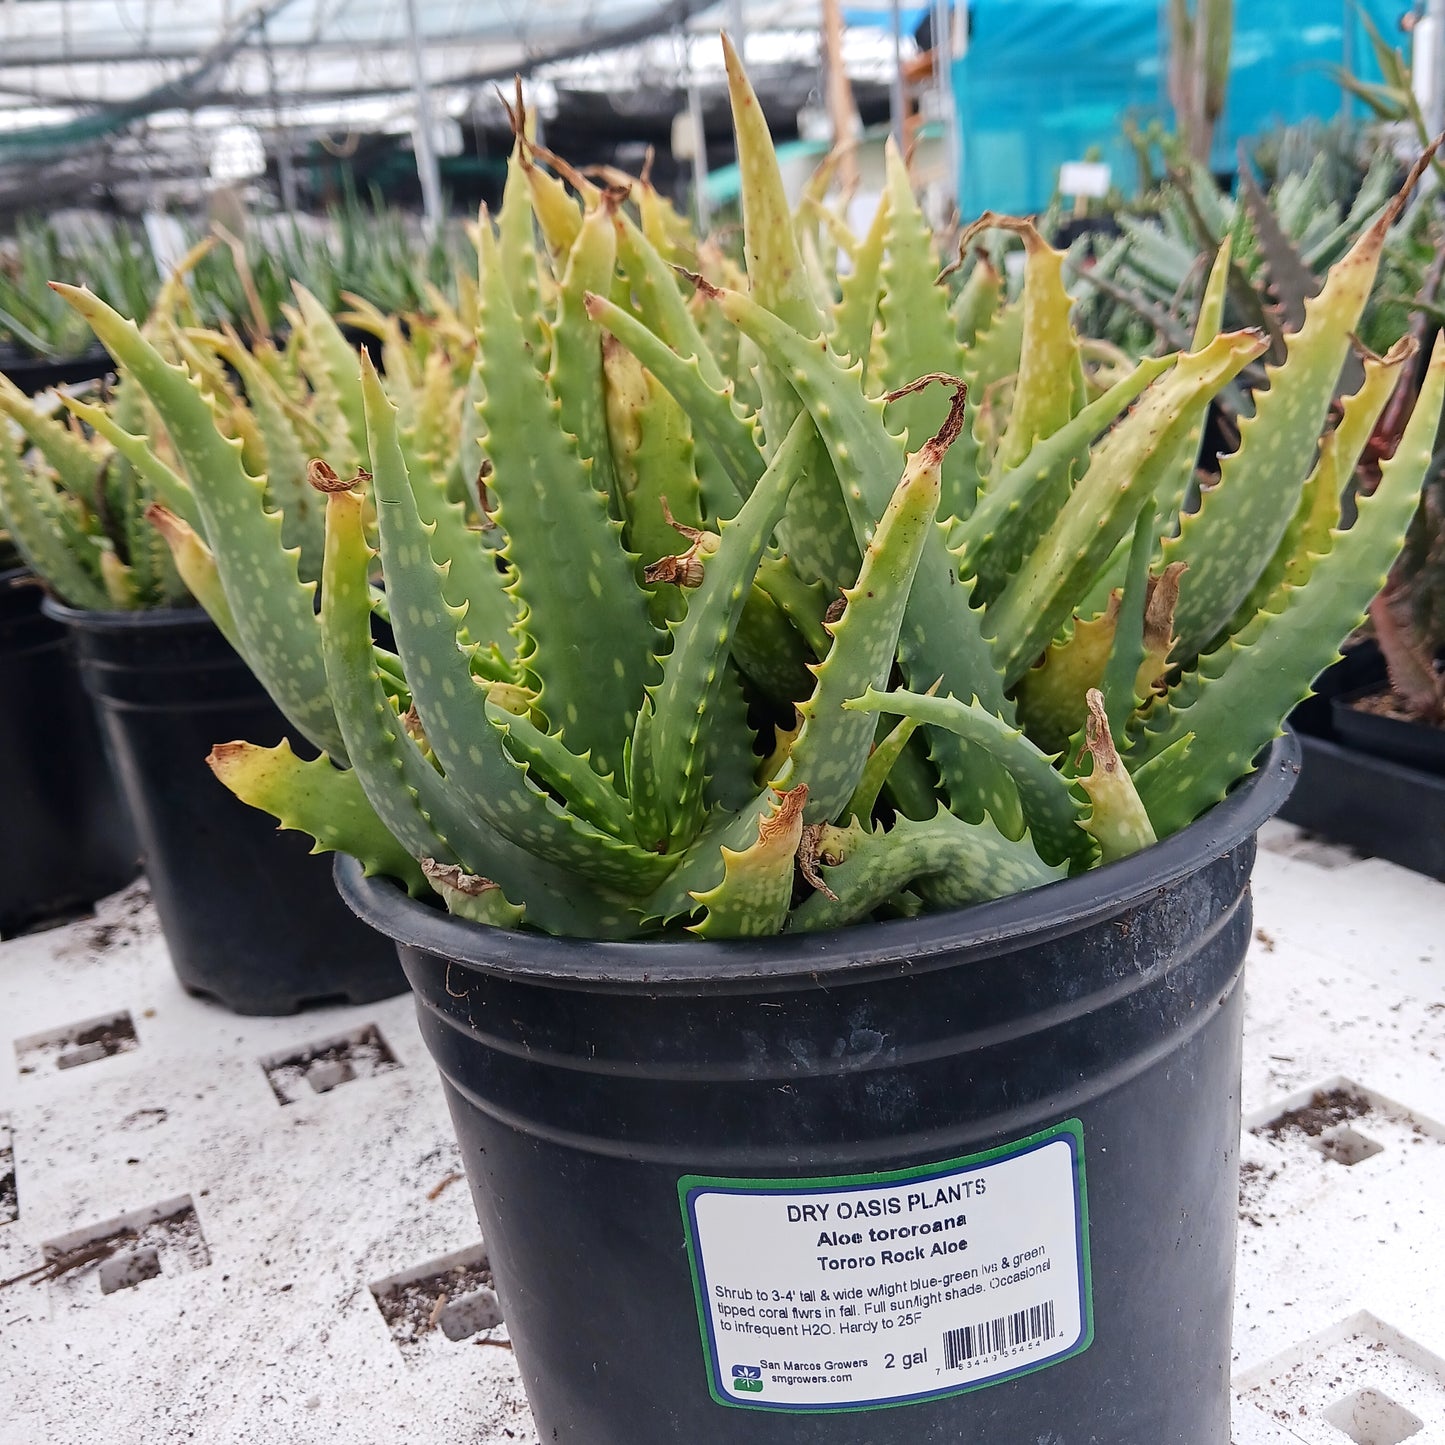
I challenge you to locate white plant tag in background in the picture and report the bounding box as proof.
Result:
[1059,160,1112,198]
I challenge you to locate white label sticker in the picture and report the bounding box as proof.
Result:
[680,1121,1091,1412]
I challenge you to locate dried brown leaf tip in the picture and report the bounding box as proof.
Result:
[761,783,809,843]
[1083,688,1121,774]
[421,858,504,898]
[144,502,184,541]
[475,458,497,527]
[797,821,839,901]
[399,702,424,737]
[644,499,716,587]
[676,267,723,300]
[660,496,705,545]
[308,458,362,494]
[644,553,706,588]
[1143,562,1188,656]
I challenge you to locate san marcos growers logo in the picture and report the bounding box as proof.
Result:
[732,1365,764,1393]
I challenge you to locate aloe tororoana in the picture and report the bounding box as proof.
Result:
[47,46,1445,940]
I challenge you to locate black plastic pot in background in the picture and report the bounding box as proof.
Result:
[45,600,406,1014]
[1332,684,1445,776]
[1325,637,1445,777]
[0,571,137,936]
[0,347,114,397]
[1281,643,1445,881]
[337,737,1299,1445]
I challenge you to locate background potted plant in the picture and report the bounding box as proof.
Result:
[1281,456,1445,877]
[1066,85,1445,882]
[0,280,405,1011]
[57,48,1445,1441]
[0,521,136,936]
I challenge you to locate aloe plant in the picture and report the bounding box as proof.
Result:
[0,196,476,363]
[45,42,1445,940]
[1072,134,1432,371]
[0,257,378,612]
[0,369,192,609]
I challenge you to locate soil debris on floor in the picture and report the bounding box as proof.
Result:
[372,1254,504,1354]
[1255,1087,1373,1142]
[262,1024,401,1105]
[1238,1160,1279,1228]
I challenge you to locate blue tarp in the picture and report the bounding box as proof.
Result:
[843,5,934,31]
[952,0,1410,216]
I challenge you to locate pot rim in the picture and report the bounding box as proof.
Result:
[334,732,1301,992]
[40,596,214,632]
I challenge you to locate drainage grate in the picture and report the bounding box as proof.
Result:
[35,1195,210,1302]
[97,1244,163,1296]
[1248,1078,1445,1153]
[1253,1083,1375,1143]
[370,1245,505,1359]
[1311,1123,1386,1168]
[14,1011,139,1075]
[1237,1313,1445,1444]
[0,1115,15,1225]
[260,1024,402,1105]
[1323,1387,1424,1445]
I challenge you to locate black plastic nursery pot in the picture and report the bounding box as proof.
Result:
[43,599,406,1014]
[1281,643,1445,880]
[336,735,1300,1445]
[0,346,114,397]
[0,570,137,936]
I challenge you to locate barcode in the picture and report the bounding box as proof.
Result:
[942,1299,1056,1370]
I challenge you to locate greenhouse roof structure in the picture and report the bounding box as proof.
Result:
[0,0,924,215]
[0,0,915,124]
[0,0,713,135]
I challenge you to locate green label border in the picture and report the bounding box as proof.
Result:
[678,1118,1094,1415]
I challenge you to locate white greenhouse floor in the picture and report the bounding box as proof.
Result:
[0,820,1441,1445]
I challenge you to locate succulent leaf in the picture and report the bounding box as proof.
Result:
[614,209,727,392]
[146,504,243,652]
[0,373,107,499]
[1166,193,1404,655]
[789,805,1066,932]
[1135,332,1445,833]
[960,356,1172,604]
[318,481,632,936]
[363,355,670,892]
[775,399,949,822]
[60,397,200,530]
[832,189,890,372]
[475,225,655,779]
[208,738,430,897]
[1227,336,1413,629]
[55,284,347,758]
[1078,690,1157,863]
[846,686,1093,871]
[700,280,1022,827]
[628,411,812,851]
[688,784,807,937]
[873,146,973,515]
[1014,603,1121,756]
[421,860,526,927]
[988,330,1267,685]
[969,218,1085,472]
[0,432,109,608]
[292,284,370,469]
[552,199,624,517]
